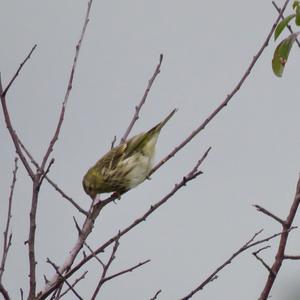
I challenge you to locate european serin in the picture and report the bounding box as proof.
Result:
[82,109,177,199]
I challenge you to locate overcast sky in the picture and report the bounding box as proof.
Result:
[1,1,300,299]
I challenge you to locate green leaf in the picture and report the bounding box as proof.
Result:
[293,1,300,10]
[272,33,299,77]
[296,6,300,25]
[274,14,295,41]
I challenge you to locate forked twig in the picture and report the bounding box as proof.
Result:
[258,175,300,300]
[58,271,88,299]
[0,48,36,180]
[18,138,87,215]
[252,246,274,275]
[91,235,121,299]
[47,259,84,300]
[179,228,295,300]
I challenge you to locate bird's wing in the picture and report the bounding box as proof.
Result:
[96,143,128,173]
[123,132,147,157]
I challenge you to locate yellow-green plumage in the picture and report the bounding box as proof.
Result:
[82,109,177,199]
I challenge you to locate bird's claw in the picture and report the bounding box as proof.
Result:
[112,192,122,201]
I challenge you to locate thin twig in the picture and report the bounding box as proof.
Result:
[91,234,121,299]
[47,259,84,300]
[46,176,88,215]
[253,204,285,225]
[110,135,117,149]
[0,158,18,283]
[38,158,55,187]
[59,271,88,299]
[252,246,274,275]
[103,259,150,283]
[9,35,87,216]
[20,288,24,300]
[149,0,291,177]
[120,54,163,144]
[0,52,36,180]
[272,1,300,48]
[84,243,104,267]
[39,0,93,172]
[150,289,162,300]
[179,228,294,300]
[283,255,300,260]
[73,217,104,266]
[1,45,37,97]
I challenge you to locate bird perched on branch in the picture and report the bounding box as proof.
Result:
[82,109,177,200]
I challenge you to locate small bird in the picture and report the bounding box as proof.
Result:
[82,109,177,200]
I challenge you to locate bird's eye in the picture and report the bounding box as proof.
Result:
[83,180,94,195]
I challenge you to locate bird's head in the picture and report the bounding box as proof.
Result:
[82,169,100,200]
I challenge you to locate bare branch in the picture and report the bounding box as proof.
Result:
[0,283,10,300]
[179,228,292,300]
[258,174,300,300]
[28,181,39,299]
[0,72,34,179]
[91,235,121,299]
[91,234,150,299]
[73,217,104,266]
[38,148,209,299]
[59,271,88,299]
[149,0,291,176]
[1,44,37,97]
[121,54,163,144]
[0,158,18,283]
[40,0,93,172]
[272,1,300,48]
[150,289,162,300]
[253,204,285,225]
[47,259,84,300]
[10,37,88,216]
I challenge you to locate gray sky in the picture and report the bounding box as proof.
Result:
[1,1,300,299]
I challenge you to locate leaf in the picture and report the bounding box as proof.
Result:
[293,1,300,10]
[296,6,300,25]
[274,14,295,41]
[272,33,299,77]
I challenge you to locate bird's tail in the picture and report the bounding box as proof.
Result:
[151,108,178,133]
